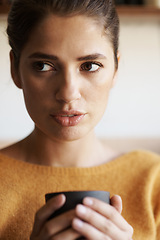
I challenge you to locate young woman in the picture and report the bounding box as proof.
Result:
[0,0,160,239]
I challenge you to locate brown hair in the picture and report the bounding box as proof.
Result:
[7,0,119,69]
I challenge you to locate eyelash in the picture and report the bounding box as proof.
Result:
[32,61,103,73]
[32,61,55,72]
[80,61,103,73]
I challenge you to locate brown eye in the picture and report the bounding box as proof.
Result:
[33,62,54,72]
[81,62,102,72]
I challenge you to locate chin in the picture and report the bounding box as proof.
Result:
[49,126,90,143]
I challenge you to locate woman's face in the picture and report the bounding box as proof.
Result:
[12,14,117,142]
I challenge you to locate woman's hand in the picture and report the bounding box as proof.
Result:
[72,195,133,240]
[30,194,81,240]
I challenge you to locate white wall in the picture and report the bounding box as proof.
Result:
[0,16,34,143]
[0,15,160,144]
[96,16,160,138]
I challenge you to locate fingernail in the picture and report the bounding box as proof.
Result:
[73,218,83,229]
[83,197,93,206]
[77,204,86,214]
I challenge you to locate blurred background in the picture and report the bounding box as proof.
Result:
[0,1,160,153]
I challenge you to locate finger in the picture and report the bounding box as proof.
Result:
[74,205,132,240]
[82,197,131,231]
[38,209,75,239]
[110,195,122,214]
[73,217,133,240]
[31,194,65,237]
[72,218,112,240]
[52,227,81,240]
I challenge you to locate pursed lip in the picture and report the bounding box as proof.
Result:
[51,110,86,117]
[50,110,86,127]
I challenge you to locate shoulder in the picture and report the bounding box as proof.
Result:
[0,152,15,186]
[121,151,160,194]
[100,138,160,165]
[118,150,160,202]
[128,150,160,166]
[104,149,160,179]
[0,141,25,178]
[0,150,18,172]
[0,140,24,162]
[119,150,160,173]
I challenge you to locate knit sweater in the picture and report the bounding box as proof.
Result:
[0,150,160,240]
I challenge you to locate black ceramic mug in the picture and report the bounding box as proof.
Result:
[45,190,110,219]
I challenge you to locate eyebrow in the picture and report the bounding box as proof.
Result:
[29,52,58,61]
[28,52,107,61]
[77,54,107,61]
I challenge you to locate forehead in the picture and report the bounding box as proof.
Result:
[21,14,113,60]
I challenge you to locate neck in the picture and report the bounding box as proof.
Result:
[22,129,108,167]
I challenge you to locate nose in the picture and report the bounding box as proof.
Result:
[55,69,81,103]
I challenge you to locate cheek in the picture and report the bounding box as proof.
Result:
[20,71,51,101]
[19,75,49,119]
[86,79,112,116]
[87,71,115,119]
[96,85,111,109]
[88,73,113,101]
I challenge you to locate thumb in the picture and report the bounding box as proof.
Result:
[110,195,122,214]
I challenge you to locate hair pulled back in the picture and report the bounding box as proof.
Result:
[7,0,119,69]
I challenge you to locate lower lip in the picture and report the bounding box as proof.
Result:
[51,114,85,127]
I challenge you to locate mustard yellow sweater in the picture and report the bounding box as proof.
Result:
[0,150,160,240]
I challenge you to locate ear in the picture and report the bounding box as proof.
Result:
[10,50,22,89]
[117,51,120,63]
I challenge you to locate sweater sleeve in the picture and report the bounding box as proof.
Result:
[150,161,160,240]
